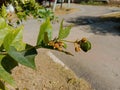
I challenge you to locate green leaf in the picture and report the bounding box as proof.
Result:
[37,18,52,45]
[0,80,5,90]
[1,55,18,73]
[63,42,67,49]
[8,46,37,69]
[3,26,25,51]
[0,17,7,29]
[43,32,49,45]
[3,29,20,51]
[0,27,11,47]
[38,9,47,19]
[21,44,37,67]
[58,20,72,39]
[0,55,15,86]
[38,9,54,20]
[1,4,7,18]
[16,6,23,11]
[11,26,26,51]
[17,12,27,20]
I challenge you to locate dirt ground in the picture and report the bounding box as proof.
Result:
[54,6,78,15]
[7,49,92,90]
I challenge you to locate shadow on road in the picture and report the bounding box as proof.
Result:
[67,16,120,36]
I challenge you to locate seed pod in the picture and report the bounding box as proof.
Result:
[80,40,91,52]
[81,37,87,43]
[54,43,59,49]
[58,42,64,47]
[58,47,63,51]
[74,43,78,48]
[74,43,80,52]
[48,41,54,46]
[75,47,81,52]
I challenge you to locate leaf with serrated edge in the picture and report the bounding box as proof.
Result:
[58,20,71,39]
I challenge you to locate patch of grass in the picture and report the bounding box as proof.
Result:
[80,1,105,5]
[80,0,120,7]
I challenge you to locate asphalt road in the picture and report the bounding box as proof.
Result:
[23,4,120,90]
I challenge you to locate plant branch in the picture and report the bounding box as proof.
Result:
[61,40,75,43]
[20,45,42,52]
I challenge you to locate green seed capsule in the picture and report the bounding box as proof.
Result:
[80,41,91,52]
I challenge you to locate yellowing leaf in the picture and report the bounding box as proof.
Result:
[3,26,25,51]
[0,17,7,29]
[1,4,7,18]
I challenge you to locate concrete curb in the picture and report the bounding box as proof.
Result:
[46,51,69,69]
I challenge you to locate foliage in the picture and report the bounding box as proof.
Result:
[0,16,37,87]
[80,0,104,5]
[0,0,55,26]
[0,1,91,89]
[0,17,23,86]
[0,4,7,19]
[37,18,53,46]
[15,0,54,21]
[0,16,91,88]
[58,20,72,39]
